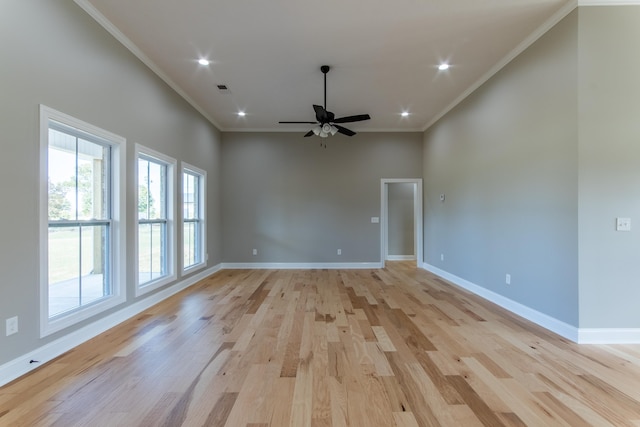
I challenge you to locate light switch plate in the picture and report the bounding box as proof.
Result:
[6,317,18,336]
[616,218,631,232]
[371,217,379,223]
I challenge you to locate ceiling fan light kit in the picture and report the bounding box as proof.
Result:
[279,65,371,141]
[312,123,338,138]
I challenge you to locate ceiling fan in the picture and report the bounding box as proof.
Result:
[279,65,371,139]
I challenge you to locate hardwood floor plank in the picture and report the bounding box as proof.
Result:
[392,412,420,427]
[380,375,411,414]
[204,391,238,427]
[310,320,331,426]
[447,374,508,427]
[289,355,313,427]
[532,391,591,427]
[385,353,442,427]
[328,376,349,427]
[2,262,640,426]
[265,377,295,426]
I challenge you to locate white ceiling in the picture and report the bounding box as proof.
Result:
[76,0,575,134]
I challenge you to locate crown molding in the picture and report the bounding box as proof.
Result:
[73,0,223,131]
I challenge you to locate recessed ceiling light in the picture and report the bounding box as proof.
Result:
[401,111,409,117]
[198,58,210,66]
[438,63,450,71]
[237,111,246,117]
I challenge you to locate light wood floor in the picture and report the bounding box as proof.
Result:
[2,262,640,426]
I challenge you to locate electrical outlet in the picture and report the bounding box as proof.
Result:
[440,253,444,261]
[616,217,631,231]
[505,274,511,285]
[252,249,257,256]
[6,316,18,336]
[337,249,342,255]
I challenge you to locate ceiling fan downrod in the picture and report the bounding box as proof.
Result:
[321,65,330,111]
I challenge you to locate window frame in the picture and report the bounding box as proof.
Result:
[39,105,127,337]
[181,162,207,274]
[134,144,177,296]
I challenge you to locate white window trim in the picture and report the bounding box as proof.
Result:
[134,144,177,296]
[181,162,207,274]
[39,105,127,337]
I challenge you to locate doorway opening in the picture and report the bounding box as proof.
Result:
[380,179,422,268]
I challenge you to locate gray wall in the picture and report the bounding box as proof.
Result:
[578,7,640,328]
[423,11,579,325]
[221,132,423,263]
[0,0,221,365]
[388,183,415,257]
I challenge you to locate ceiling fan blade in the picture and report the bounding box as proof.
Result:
[333,114,371,124]
[334,124,356,137]
[313,104,328,123]
[279,121,318,124]
[303,130,314,137]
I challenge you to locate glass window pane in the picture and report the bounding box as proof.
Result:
[48,130,109,222]
[48,225,111,317]
[139,157,166,221]
[138,222,167,285]
[183,172,197,219]
[151,223,164,278]
[48,130,77,221]
[80,225,110,306]
[183,221,197,268]
[138,223,152,284]
[77,139,109,220]
[138,159,151,220]
[48,227,80,316]
[148,161,165,220]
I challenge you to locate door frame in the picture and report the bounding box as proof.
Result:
[380,178,423,268]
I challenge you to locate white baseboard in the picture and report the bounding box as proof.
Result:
[579,1,640,6]
[422,263,580,343]
[423,263,640,344]
[386,255,416,261]
[578,328,640,344]
[0,263,222,388]
[221,262,383,270]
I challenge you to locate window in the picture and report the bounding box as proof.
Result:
[135,145,176,294]
[182,163,206,272]
[40,105,126,336]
